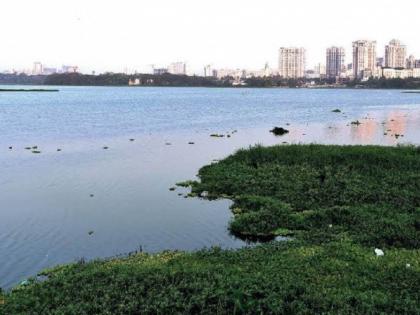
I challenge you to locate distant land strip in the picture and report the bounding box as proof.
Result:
[0,88,59,92]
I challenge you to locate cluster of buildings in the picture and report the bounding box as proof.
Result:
[4,40,420,82]
[207,39,420,82]
[276,39,420,81]
[152,62,187,76]
[4,62,79,76]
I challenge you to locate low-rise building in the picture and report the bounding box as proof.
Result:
[381,68,420,79]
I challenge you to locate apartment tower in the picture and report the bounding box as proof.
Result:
[326,47,345,79]
[385,39,407,68]
[278,47,306,78]
[352,40,377,79]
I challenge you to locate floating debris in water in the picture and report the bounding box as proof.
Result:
[270,127,289,136]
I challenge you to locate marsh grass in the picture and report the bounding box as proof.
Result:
[191,145,420,245]
[2,144,419,314]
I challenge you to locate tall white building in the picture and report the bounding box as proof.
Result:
[352,40,377,79]
[385,39,406,68]
[168,62,187,75]
[32,62,43,75]
[326,47,345,79]
[278,47,306,78]
[204,64,213,77]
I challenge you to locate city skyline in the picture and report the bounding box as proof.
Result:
[1,0,420,74]
[5,37,420,79]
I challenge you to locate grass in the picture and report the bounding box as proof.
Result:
[1,144,419,314]
[190,144,420,244]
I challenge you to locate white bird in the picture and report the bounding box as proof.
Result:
[374,248,384,256]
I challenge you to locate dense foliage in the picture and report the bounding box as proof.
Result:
[0,73,45,85]
[348,77,420,89]
[1,145,419,314]
[2,241,419,314]
[191,145,420,243]
[43,73,230,87]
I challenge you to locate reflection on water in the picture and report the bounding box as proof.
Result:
[1,87,420,289]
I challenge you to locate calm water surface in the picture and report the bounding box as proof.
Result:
[1,86,420,288]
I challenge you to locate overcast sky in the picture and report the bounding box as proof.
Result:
[1,0,419,74]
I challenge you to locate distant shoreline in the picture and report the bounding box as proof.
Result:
[0,88,59,92]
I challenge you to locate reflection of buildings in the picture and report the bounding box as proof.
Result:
[350,118,377,143]
[384,111,407,144]
[349,111,408,145]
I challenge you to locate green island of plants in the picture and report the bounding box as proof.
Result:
[1,144,419,314]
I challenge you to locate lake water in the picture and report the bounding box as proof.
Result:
[1,86,420,289]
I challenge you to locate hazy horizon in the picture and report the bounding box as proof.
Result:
[1,0,420,74]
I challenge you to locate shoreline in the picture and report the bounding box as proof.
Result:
[0,88,59,92]
[2,144,419,314]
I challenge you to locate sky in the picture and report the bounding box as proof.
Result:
[1,0,420,74]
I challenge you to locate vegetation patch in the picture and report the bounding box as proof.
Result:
[2,144,419,314]
[189,144,420,245]
[2,241,419,314]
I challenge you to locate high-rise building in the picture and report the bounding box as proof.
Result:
[385,39,406,68]
[204,65,213,77]
[326,47,345,79]
[352,40,377,79]
[32,62,43,75]
[406,55,416,69]
[385,39,407,68]
[278,47,306,78]
[168,62,187,75]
